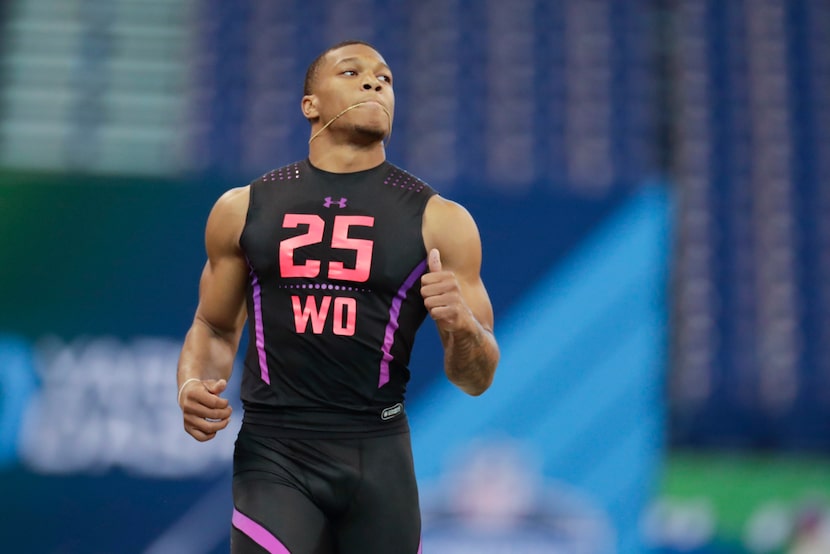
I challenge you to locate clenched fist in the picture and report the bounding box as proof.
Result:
[178,378,233,442]
[421,248,475,335]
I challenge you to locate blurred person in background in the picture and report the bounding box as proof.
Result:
[176,40,499,554]
[788,502,830,554]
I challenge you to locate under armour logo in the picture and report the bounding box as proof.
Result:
[323,197,348,208]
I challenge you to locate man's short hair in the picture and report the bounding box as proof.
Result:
[303,40,379,96]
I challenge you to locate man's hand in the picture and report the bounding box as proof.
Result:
[421,248,475,335]
[178,378,233,442]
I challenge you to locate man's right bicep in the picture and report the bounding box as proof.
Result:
[195,186,250,336]
[195,254,249,336]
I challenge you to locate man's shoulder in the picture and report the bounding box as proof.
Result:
[206,186,250,253]
[424,194,471,220]
[423,194,479,242]
[212,185,250,220]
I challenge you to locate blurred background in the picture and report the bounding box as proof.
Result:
[0,0,828,552]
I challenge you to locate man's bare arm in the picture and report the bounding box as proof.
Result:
[421,197,499,396]
[176,186,250,441]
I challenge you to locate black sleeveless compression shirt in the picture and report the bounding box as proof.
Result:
[238,159,437,436]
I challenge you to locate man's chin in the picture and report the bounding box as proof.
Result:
[352,125,388,144]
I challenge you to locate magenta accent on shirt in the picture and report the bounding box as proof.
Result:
[379,259,428,387]
[249,268,271,384]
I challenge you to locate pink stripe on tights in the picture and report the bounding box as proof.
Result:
[232,508,291,554]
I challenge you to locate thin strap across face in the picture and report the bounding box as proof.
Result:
[308,101,393,146]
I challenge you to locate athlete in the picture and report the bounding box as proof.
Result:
[176,40,500,554]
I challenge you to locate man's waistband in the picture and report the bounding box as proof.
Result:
[241,404,409,439]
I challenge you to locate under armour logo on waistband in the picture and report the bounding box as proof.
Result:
[323,197,348,208]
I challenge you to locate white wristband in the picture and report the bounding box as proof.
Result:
[177,378,202,407]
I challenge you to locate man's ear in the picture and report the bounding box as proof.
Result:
[301,95,319,120]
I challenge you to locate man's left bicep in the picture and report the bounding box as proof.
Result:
[461,277,495,331]
[444,218,493,329]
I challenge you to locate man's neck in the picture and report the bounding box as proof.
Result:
[308,139,386,173]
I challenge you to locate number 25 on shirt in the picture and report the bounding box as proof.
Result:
[279,214,375,336]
